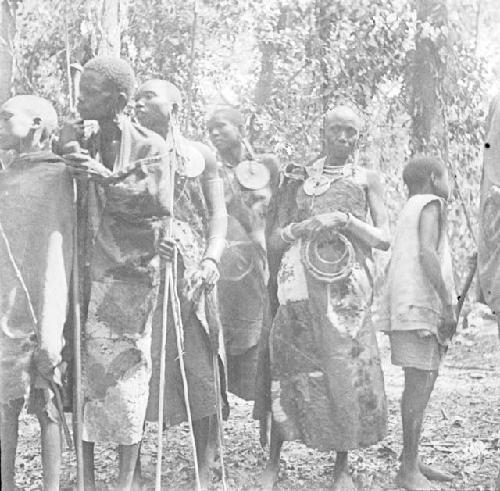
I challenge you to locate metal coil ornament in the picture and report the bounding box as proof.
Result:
[300,231,354,283]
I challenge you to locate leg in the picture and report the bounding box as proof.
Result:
[396,367,438,491]
[207,414,218,469]
[36,408,62,491]
[332,451,356,491]
[131,441,143,491]
[0,399,24,491]
[193,416,211,489]
[117,443,140,491]
[261,420,283,491]
[82,441,96,491]
[259,412,271,449]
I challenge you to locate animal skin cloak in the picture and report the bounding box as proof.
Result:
[0,152,73,408]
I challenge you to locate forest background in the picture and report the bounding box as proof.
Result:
[2,1,500,489]
[1,0,500,288]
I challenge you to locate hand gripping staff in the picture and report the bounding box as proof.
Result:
[155,117,202,491]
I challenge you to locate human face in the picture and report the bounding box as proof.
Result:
[324,119,359,162]
[432,168,450,200]
[207,114,241,153]
[0,100,34,151]
[135,81,173,134]
[77,69,117,120]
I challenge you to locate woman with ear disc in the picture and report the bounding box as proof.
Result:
[207,107,279,407]
[260,105,390,490]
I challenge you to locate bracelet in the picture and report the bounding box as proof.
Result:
[202,256,219,267]
[342,212,352,230]
[279,223,297,244]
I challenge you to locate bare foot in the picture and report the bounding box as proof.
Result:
[198,464,210,490]
[332,471,357,491]
[261,462,279,490]
[419,461,453,482]
[396,467,436,491]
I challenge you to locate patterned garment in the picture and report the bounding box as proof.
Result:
[265,161,387,451]
[81,119,170,445]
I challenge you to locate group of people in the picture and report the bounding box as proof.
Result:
[0,54,496,491]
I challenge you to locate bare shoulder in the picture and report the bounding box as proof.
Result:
[131,121,169,157]
[364,168,386,195]
[365,168,383,186]
[421,198,442,218]
[257,152,280,185]
[258,153,280,171]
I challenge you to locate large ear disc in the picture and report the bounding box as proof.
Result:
[177,142,205,178]
[235,160,270,190]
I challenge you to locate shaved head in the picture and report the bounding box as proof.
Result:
[324,105,363,132]
[138,79,182,108]
[0,95,58,151]
[3,95,58,134]
[135,79,184,135]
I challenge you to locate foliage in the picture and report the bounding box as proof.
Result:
[8,0,495,286]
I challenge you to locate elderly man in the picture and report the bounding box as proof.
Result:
[60,56,171,491]
[0,95,73,491]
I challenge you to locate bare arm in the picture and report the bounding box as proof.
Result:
[344,170,390,250]
[419,200,452,308]
[199,142,227,264]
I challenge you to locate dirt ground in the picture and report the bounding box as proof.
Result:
[14,307,500,490]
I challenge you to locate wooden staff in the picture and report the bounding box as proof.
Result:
[169,250,202,491]
[72,180,84,491]
[155,255,171,490]
[65,18,85,480]
[155,119,201,491]
[0,220,73,449]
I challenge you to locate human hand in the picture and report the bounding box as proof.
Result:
[190,259,220,289]
[59,120,99,154]
[64,152,112,182]
[295,211,349,239]
[441,304,458,339]
[158,238,177,262]
[33,348,55,381]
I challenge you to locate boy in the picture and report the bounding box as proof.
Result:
[0,95,74,490]
[380,156,457,491]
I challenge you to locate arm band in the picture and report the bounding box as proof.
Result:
[204,176,227,263]
[279,223,297,244]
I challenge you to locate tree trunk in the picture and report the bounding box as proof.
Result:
[97,0,120,57]
[409,0,448,154]
[0,0,15,104]
[316,0,332,115]
[254,5,289,107]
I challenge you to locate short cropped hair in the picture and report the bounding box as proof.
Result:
[402,156,445,194]
[84,56,135,99]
